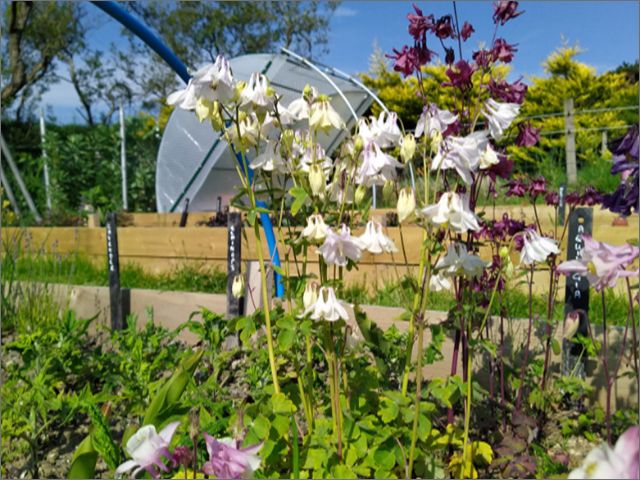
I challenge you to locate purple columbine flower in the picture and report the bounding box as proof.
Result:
[581,186,603,206]
[473,49,493,68]
[387,46,416,77]
[492,38,518,63]
[528,177,547,198]
[487,154,514,181]
[557,235,639,291]
[566,191,582,206]
[434,15,455,39]
[492,0,524,25]
[461,21,475,41]
[487,78,528,104]
[443,60,476,91]
[505,179,527,197]
[407,4,435,41]
[202,435,262,479]
[545,191,560,206]
[516,122,540,147]
[602,180,639,216]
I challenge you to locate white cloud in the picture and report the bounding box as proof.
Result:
[334,6,357,18]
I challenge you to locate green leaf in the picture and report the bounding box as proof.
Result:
[271,392,296,414]
[551,338,561,355]
[277,329,295,350]
[332,464,357,479]
[247,210,257,226]
[68,436,98,479]
[86,403,119,470]
[373,448,396,470]
[290,186,308,216]
[303,448,326,470]
[143,350,203,428]
[379,398,399,424]
[251,415,271,440]
[472,441,493,466]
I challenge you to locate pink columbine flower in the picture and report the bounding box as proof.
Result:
[568,425,639,479]
[318,224,362,267]
[115,422,180,478]
[557,236,639,291]
[202,435,262,479]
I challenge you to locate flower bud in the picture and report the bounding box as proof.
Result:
[383,179,396,204]
[397,188,416,223]
[400,133,416,163]
[354,184,367,206]
[232,274,245,299]
[303,282,319,310]
[210,101,224,131]
[353,136,364,156]
[303,84,313,100]
[237,110,247,123]
[282,129,295,150]
[308,164,325,197]
[195,98,214,123]
[499,246,510,259]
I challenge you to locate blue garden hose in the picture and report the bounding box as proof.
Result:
[92,0,284,297]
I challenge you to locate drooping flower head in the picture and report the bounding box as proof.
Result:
[115,422,180,479]
[303,286,349,322]
[492,0,524,25]
[202,435,262,480]
[435,243,485,278]
[483,98,520,140]
[420,192,481,233]
[488,77,528,104]
[557,236,639,291]
[318,224,363,267]
[519,229,559,265]
[357,220,398,254]
[167,56,235,109]
[309,96,344,132]
[516,122,540,147]
[568,425,639,479]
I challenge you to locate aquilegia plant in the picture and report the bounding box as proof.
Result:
[102,2,639,479]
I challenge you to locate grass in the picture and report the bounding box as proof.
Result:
[3,251,632,326]
[2,253,228,294]
[343,279,633,326]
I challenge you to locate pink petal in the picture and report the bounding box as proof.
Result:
[158,421,180,445]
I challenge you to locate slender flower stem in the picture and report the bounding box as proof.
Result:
[253,221,281,394]
[601,290,612,444]
[625,278,639,409]
[407,313,426,478]
[515,265,534,411]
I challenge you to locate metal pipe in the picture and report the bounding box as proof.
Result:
[119,104,128,210]
[39,109,52,211]
[0,135,41,222]
[0,162,21,216]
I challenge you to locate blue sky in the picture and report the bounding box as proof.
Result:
[42,1,639,124]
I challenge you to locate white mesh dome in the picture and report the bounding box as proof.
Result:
[156,53,374,212]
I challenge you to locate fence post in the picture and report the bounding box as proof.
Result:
[601,130,608,157]
[226,208,243,317]
[106,213,129,329]
[562,207,593,379]
[564,98,577,185]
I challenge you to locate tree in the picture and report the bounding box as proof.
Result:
[1,2,84,119]
[118,1,340,109]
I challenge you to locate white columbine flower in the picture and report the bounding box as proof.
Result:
[355,141,403,186]
[432,131,489,184]
[302,214,329,243]
[303,282,319,310]
[115,422,180,478]
[435,243,485,278]
[520,229,560,265]
[227,113,260,149]
[479,144,500,170]
[483,98,520,140]
[429,273,452,292]
[240,72,272,109]
[250,141,287,174]
[232,274,245,299]
[397,188,416,223]
[309,97,344,132]
[568,426,639,479]
[303,286,349,322]
[415,104,458,138]
[420,192,481,233]
[167,56,235,109]
[299,144,333,173]
[318,224,362,267]
[400,133,417,163]
[360,111,402,148]
[357,220,398,254]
